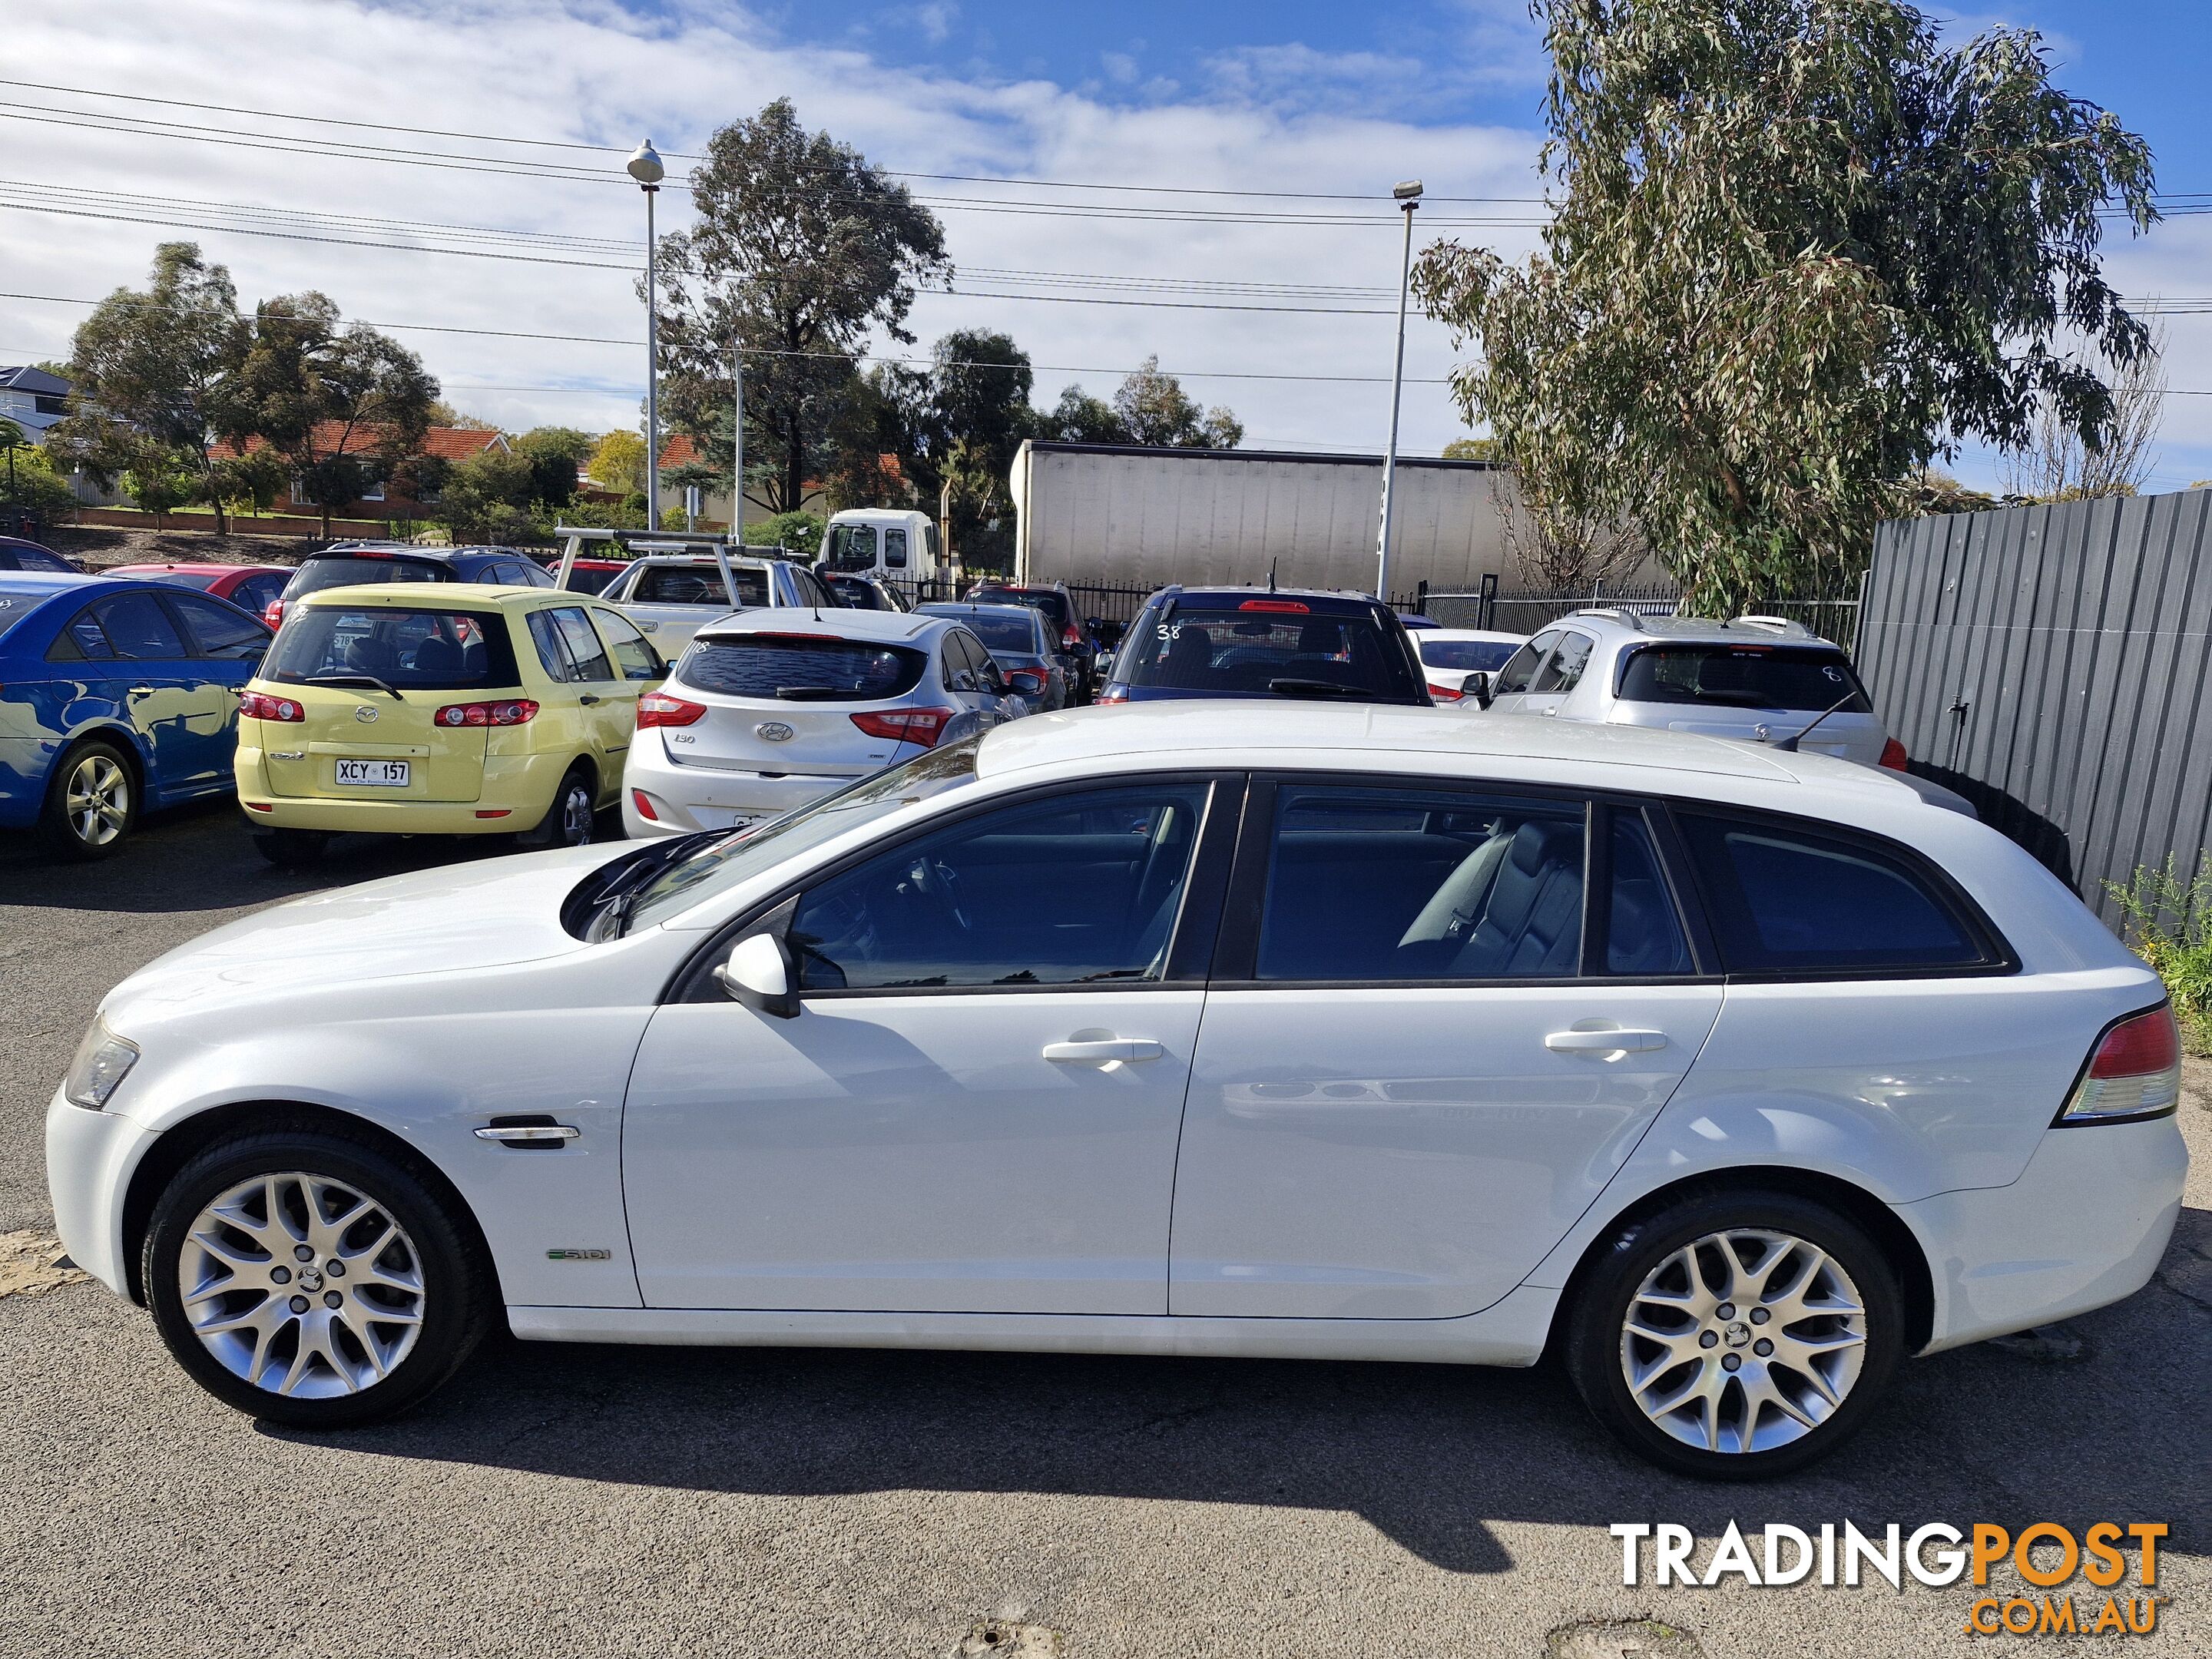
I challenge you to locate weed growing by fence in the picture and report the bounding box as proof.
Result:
[2108,857,2212,1055]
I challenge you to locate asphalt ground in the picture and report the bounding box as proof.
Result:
[2,800,2206,1658]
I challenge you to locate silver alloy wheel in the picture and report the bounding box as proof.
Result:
[64,751,130,846]
[1618,1227,1868,1455]
[558,778,594,844]
[177,1172,426,1399]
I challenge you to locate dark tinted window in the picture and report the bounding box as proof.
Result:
[561,564,623,595]
[790,783,1211,989]
[2,541,71,572]
[975,587,1072,633]
[234,572,289,614]
[50,608,117,661]
[1608,812,1693,975]
[91,593,188,659]
[1620,646,1869,713]
[527,611,578,681]
[1256,784,1585,980]
[629,565,769,608]
[1534,630,1594,693]
[1118,604,1421,701]
[922,611,1035,652]
[515,561,557,588]
[1680,813,1985,973]
[169,593,270,660]
[290,555,450,598]
[1419,639,1519,672]
[1493,631,1556,695]
[678,634,926,700]
[267,606,520,690]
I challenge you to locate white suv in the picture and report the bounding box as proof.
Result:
[1474,611,1906,770]
[48,704,2184,1477]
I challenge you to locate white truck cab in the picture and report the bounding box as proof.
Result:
[820,508,944,587]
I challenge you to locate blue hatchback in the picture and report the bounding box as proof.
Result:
[1096,586,1431,707]
[0,574,272,858]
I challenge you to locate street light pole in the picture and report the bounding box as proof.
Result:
[731,339,744,544]
[1375,179,1423,605]
[628,139,666,531]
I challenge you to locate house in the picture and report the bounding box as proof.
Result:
[207,422,511,518]
[0,366,71,445]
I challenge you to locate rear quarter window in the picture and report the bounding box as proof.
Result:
[677,634,926,700]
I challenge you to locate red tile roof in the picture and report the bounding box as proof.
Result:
[207,423,508,462]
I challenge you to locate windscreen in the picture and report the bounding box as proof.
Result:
[1421,639,1520,673]
[267,606,521,690]
[290,555,452,597]
[678,634,927,700]
[823,523,879,571]
[1118,606,1420,700]
[975,588,1071,631]
[626,565,769,607]
[1618,645,1870,713]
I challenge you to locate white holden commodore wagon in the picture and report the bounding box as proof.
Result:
[48,704,2186,1477]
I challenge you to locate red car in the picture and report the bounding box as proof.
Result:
[102,562,293,619]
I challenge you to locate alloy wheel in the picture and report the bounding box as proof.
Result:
[1618,1227,1868,1455]
[177,1171,426,1398]
[559,780,594,845]
[65,752,130,847]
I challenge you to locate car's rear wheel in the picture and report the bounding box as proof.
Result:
[253,828,329,867]
[1564,1189,1903,1479]
[144,1129,490,1428]
[518,763,595,849]
[38,737,137,860]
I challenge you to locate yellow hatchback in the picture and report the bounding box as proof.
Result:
[235,584,665,864]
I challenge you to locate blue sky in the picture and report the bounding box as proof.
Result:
[2,0,2207,490]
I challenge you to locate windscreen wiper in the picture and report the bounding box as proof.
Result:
[774,687,848,700]
[306,673,404,700]
[1267,677,1358,697]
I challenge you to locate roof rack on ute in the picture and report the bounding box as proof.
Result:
[1571,608,1646,631]
[1732,614,1815,638]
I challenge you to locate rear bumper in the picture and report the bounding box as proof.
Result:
[1899,1113,2187,1353]
[236,743,571,836]
[622,733,884,837]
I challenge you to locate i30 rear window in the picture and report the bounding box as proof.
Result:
[1119,607,1420,700]
[677,634,926,700]
[290,555,452,596]
[267,606,520,690]
[1618,645,1870,713]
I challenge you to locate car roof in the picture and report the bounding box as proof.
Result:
[1418,628,1529,646]
[1550,610,1841,650]
[104,561,289,574]
[294,583,595,611]
[695,604,944,645]
[307,544,508,565]
[1153,585,1387,614]
[0,571,97,601]
[918,601,1042,622]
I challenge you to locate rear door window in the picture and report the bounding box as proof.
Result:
[591,608,661,680]
[267,606,521,690]
[677,634,926,700]
[91,592,189,660]
[1619,646,1869,713]
[1492,630,1558,695]
[1678,812,1992,974]
[169,593,270,660]
[549,606,614,680]
[1534,629,1594,693]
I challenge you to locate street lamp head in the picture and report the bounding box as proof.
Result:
[627,139,666,187]
[1392,179,1424,203]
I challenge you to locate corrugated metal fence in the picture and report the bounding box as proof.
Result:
[1858,488,2212,924]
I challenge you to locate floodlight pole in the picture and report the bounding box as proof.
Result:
[1375,181,1423,604]
[628,140,667,531]
[732,339,744,544]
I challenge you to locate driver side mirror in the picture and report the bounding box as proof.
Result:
[714,932,800,1018]
[1465,671,1494,710]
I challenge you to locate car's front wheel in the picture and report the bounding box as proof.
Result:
[38,737,137,860]
[144,1128,492,1428]
[1565,1189,1903,1479]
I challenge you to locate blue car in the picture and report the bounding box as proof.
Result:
[1095,585,1431,707]
[0,574,272,858]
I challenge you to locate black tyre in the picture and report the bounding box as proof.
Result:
[144,1128,492,1429]
[38,737,137,860]
[517,763,595,849]
[253,828,330,867]
[1564,1188,1904,1479]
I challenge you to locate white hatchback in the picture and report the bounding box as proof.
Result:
[48,704,2186,1476]
[621,607,1023,837]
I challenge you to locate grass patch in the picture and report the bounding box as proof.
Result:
[2108,856,2212,1055]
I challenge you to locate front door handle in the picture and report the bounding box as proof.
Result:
[129,686,157,699]
[474,1123,581,1145]
[1043,1038,1164,1064]
[1545,1028,1668,1054]
[578,694,602,705]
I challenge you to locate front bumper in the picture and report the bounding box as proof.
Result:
[235,744,570,836]
[46,1089,157,1299]
[1899,1112,2187,1353]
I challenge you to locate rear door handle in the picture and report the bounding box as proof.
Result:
[578,694,602,705]
[129,686,156,699]
[1043,1038,1164,1063]
[1545,1028,1669,1054]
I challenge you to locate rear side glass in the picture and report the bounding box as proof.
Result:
[267,606,521,690]
[1679,813,1985,973]
[1620,647,1869,713]
[91,593,188,660]
[1534,630,1594,693]
[1493,631,1557,694]
[677,635,926,700]
[1608,813,1694,974]
[549,607,614,680]
[170,594,270,660]
[527,611,580,682]
[51,608,118,661]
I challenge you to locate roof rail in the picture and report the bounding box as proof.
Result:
[1572,607,1645,632]
[1733,614,1814,638]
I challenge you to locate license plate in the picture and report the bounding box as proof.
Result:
[334,759,410,787]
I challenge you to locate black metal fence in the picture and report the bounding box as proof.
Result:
[1418,578,1864,653]
[1858,488,2212,925]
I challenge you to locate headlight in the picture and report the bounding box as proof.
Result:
[64,1018,139,1110]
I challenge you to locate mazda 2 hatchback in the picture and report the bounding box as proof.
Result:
[237,585,664,862]
[50,704,2185,1478]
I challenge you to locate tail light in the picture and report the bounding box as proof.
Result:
[1062,624,1083,648]
[636,691,706,729]
[1094,684,1129,704]
[1426,683,1463,701]
[1879,737,1909,770]
[262,599,285,630]
[435,699,539,727]
[851,707,955,747]
[1239,599,1310,614]
[1005,667,1047,696]
[2058,1005,2181,1124]
[239,691,304,722]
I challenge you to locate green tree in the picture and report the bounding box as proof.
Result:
[50,243,246,531]
[434,449,541,544]
[587,430,647,496]
[0,421,79,518]
[742,509,824,552]
[515,426,594,511]
[1038,385,1129,445]
[1441,437,1498,462]
[1111,356,1242,449]
[655,98,950,517]
[1412,0,2157,614]
[221,291,439,535]
[207,449,292,518]
[121,442,195,528]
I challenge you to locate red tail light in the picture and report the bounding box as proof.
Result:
[262,599,284,630]
[851,707,955,747]
[2060,1005,2182,1123]
[1094,684,1129,704]
[239,691,304,722]
[1426,683,1463,701]
[1239,599,1310,614]
[1879,737,1909,770]
[630,788,659,821]
[1062,624,1082,647]
[434,699,539,727]
[635,691,706,729]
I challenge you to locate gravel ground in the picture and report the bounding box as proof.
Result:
[1,803,2204,1658]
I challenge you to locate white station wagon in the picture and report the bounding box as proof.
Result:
[48,704,2187,1476]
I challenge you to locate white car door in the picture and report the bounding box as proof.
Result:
[1167,777,1722,1320]
[1482,628,1558,716]
[622,777,1231,1313]
[1518,626,1595,719]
